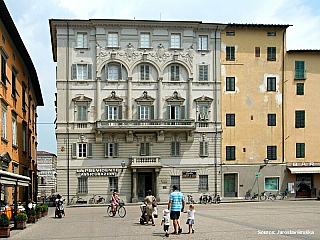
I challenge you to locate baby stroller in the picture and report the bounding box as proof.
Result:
[139,204,158,225]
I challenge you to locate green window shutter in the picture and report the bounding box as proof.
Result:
[297,83,304,95]
[72,143,77,158]
[105,143,109,158]
[167,105,171,119]
[114,142,119,157]
[145,142,150,156]
[118,105,122,119]
[105,105,109,120]
[200,141,204,156]
[138,105,141,119]
[171,142,175,156]
[205,141,208,156]
[180,105,185,119]
[71,64,77,80]
[88,64,92,79]
[88,143,93,157]
[150,105,154,119]
[145,65,150,80]
[295,61,305,79]
[118,64,122,80]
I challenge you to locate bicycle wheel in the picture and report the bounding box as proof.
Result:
[260,195,267,201]
[118,206,126,218]
[89,198,94,204]
[107,206,114,217]
[270,195,275,201]
[245,195,250,200]
[100,198,105,204]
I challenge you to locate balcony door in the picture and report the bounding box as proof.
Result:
[137,172,153,201]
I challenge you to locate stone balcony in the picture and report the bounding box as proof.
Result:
[130,156,161,168]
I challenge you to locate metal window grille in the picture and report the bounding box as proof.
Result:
[78,177,88,194]
[199,175,208,191]
[170,176,180,190]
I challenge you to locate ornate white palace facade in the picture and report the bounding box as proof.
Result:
[50,19,225,202]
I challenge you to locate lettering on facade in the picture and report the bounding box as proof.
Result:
[76,168,119,177]
[182,171,197,178]
[292,162,314,167]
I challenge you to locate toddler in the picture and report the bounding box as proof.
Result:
[184,204,195,234]
[161,209,170,237]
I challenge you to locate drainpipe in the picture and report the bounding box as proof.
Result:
[66,21,70,204]
[282,29,286,163]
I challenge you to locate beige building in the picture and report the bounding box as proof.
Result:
[220,24,290,198]
[285,50,320,198]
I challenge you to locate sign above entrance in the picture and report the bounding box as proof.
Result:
[76,168,118,177]
[182,171,197,178]
[255,172,261,177]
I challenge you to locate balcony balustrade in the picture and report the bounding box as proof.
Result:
[130,156,161,168]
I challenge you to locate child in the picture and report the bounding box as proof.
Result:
[184,204,195,234]
[161,209,170,237]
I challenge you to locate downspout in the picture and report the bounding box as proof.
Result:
[282,29,286,163]
[214,26,218,195]
[66,21,70,204]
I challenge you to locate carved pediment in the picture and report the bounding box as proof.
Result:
[0,152,11,163]
[103,91,123,103]
[194,95,213,103]
[72,94,92,102]
[135,91,155,104]
[166,91,185,105]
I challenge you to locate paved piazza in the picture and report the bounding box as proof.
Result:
[10,201,319,240]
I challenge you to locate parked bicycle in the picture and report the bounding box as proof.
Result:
[212,193,221,204]
[186,193,195,204]
[260,191,275,201]
[107,200,126,218]
[276,189,288,200]
[89,194,105,204]
[199,193,210,204]
[245,189,258,200]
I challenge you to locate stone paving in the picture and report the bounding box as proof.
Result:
[9,200,320,240]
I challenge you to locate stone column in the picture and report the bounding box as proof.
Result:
[127,77,132,119]
[96,77,101,121]
[158,77,163,119]
[154,169,160,201]
[188,78,193,119]
[132,168,138,203]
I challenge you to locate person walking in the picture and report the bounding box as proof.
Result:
[168,185,185,234]
[184,204,195,234]
[161,209,170,237]
[143,190,156,226]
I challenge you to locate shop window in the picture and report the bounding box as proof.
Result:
[265,177,279,191]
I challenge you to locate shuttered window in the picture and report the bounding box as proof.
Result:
[167,105,185,119]
[268,114,276,126]
[267,47,276,61]
[105,143,119,157]
[296,143,305,158]
[199,141,208,157]
[71,64,92,80]
[267,77,276,91]
[77,105,88,121]
[171,141,180,157]
[267,146,277,160]
[297,83,304,95]
[226,46,235,61]
[140,142,150,156]
[295,61,305,79]
[226,77,235,91]
[295,110,305,128]
[77,33,88,48]
[199,65,208,81]
[1,104,7,140]
[226,114,235,126]
[1,54,7,85]
[226,146,235,160]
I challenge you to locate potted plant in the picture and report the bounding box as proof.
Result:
[41,205,48,217]
[28,208,36,223]
[35,205,42,219]
[15,212,27,229]
[0,213,10,237]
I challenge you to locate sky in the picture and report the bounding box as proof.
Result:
[4,0,320,154]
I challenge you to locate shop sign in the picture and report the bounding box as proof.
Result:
[76,168,118,177]
[292,162,314,166]
[182,171,197,178]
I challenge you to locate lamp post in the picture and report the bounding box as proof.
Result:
[257,158,269,201]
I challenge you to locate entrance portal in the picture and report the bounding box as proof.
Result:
[224,173,237,197]
[137,172,153,201]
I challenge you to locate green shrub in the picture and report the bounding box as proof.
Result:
[42,205,48,211]
[28,208,36,216]
[0,213,10,227]
[35,205,42,213]
[15,212,28,222]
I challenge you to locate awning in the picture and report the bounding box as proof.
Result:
[0,170,31,186]
[288,167,320,174]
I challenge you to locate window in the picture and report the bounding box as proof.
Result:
[268,114,276,126]
[77,33,88,48]
[71,64,92,80]
[267,47,276,61]
[12,113,17,146]
[105,143,119,157]
[106,105,122,120]
[22,124,27,152]
[199,175,208,191]
[1,35,5,44]
[171,141,180,157]
[171,34,180,48]
[170,65,180,81]
[226,77,235,91]
[267,146,277,160]
[296,143,305,158]
[77,105,88,121]
[109,177,118,192]
[140,65,150,80]
[106,64,122,80]
[255,47,260,57]
[140,142,150,156]
[108,33,118,47]
[77,177,88,194]
[140,106,149,119]
[267,77,276,91]
[198,105,209,121]
[295,61,305,79]
[1,104,7,140]
[199,141,208,157]
[170,176,180,190]
[265,177,279,191]
[11,70,17,99]
[78,143,87,158]
[199,65,208,81]
[226,114,235,126]
[226,46,235,61]
[72,142,93,158]
[295,110,305,128]
[297,83,304,95]
[226,31,235,36]
[1,54,7,86]
[226,146,235,160]
[198,36,208,50]
[22,83,27,111]
[140,33,150,48]
[167,105,185,119]
[267,31,276,36]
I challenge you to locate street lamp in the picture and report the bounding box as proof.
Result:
[121,161,126,172]
[257,158,269,201]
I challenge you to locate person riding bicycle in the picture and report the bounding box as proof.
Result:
[110,192,120,214]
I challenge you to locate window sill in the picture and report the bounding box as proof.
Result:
[1,137,8,144]
[75,47,90,50]
[106,46,120,49]
[138,47,153,50]
[294,78,306,80]
[12,144,18,149]
[169,47,183,51]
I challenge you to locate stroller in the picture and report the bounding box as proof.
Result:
[139,204,158,225]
